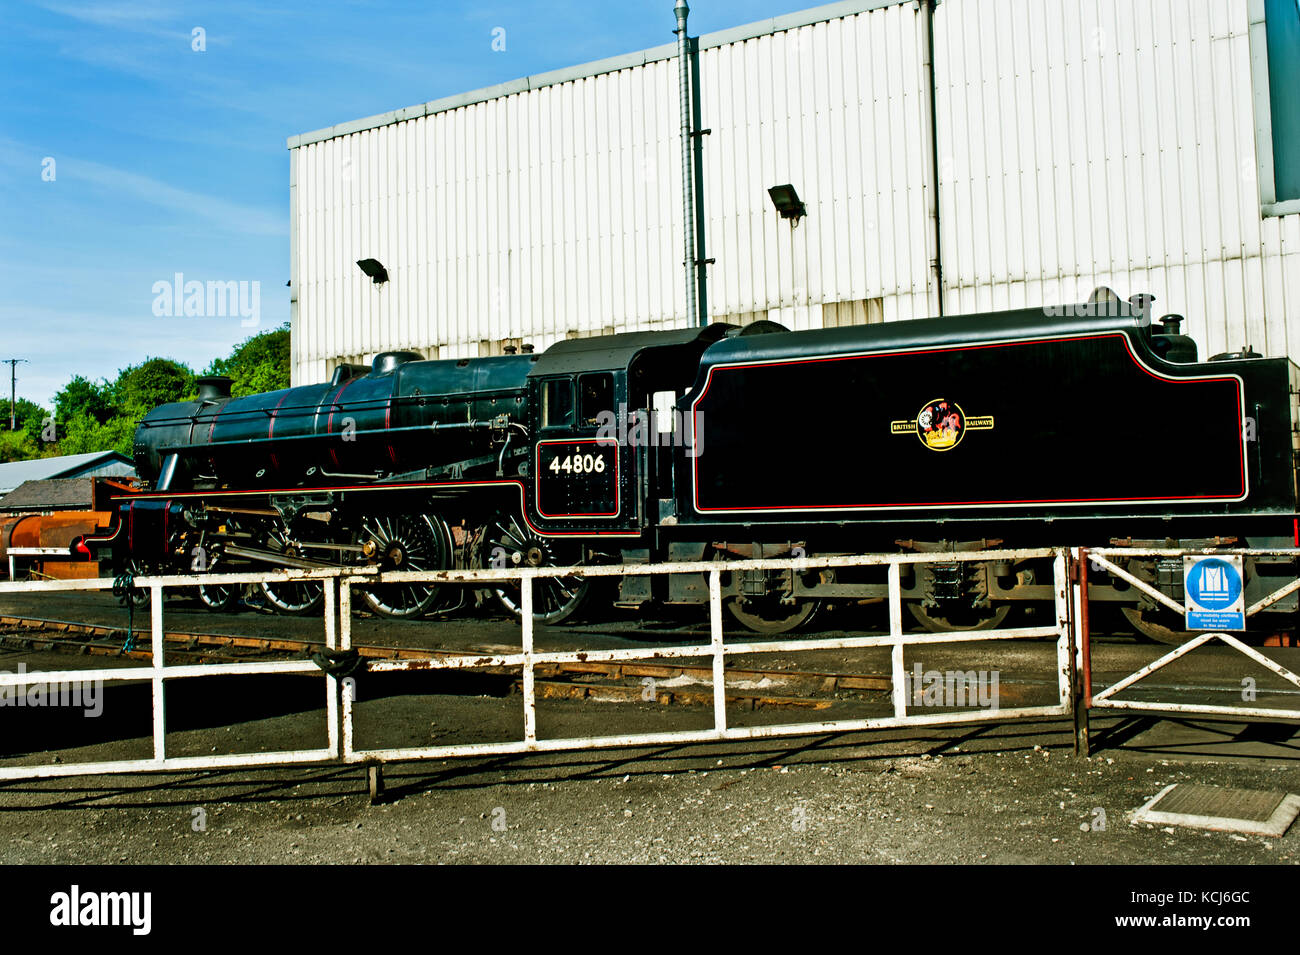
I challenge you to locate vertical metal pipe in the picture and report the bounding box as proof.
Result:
[675,0,699,327]
[922,0,944,316]
[689,39,709,326]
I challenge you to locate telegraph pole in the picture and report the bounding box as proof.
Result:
[2,359,27,430]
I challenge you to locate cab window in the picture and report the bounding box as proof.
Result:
[541,378,573,428]
[578,373,614,427]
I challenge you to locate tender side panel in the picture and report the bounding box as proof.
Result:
[690,333,1246,514]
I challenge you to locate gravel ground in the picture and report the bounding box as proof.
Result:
[1,691,1297,865]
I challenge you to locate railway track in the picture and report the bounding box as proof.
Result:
[0,614,895,711]
[4,609,1291,715]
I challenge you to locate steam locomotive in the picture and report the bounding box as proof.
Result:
[80,293,1300,638]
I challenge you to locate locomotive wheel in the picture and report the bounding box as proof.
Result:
[906,601,1010,633]
[114,561,151,609]
[198,574,241,612]
[1120,607,1198,646]
[197,553,240,612]
[260,579,324,616]
[726,597,820,635]
[258,522,326,615]
[198,584,239,611]
[360,513,450,619]
[479,514,590,625]
[706,547,821,635]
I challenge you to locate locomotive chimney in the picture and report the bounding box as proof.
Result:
[1159,314,1183,334]
[196,376,233,401]
[1128,292,1156,323]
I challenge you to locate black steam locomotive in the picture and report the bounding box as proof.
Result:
[81,294,1300,638]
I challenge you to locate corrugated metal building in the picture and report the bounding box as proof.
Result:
[0,451,136,497]
[287,0,1300,386]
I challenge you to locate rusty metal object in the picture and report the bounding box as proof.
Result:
[4,511,113,579]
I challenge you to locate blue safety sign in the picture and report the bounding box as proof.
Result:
[1183,555,1245,631]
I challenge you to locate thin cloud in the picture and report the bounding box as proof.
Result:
[75,158,287,235]
[33,0,190,36]
[0,140,285,236]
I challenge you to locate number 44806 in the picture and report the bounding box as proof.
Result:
[547,452,606,475]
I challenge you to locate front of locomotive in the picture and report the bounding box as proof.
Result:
[66,376,238,576]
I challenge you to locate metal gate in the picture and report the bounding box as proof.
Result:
[340,548,1075,764]
[0,547,1074,782]
[0,569,351,780]
[1076,546,1300,755]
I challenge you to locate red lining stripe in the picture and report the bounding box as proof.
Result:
[325,378,357,469]
[111,479,641,539]
[268,391,290,472]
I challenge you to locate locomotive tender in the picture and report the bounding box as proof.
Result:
[83,295,1300,638]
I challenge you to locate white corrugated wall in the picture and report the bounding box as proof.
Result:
[290,0,1298,385]
[934,0,1300,358]
[290,1,936,384]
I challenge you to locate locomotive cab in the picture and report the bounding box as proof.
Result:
[522,324,735,535]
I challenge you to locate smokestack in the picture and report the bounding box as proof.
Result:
[196,376,233,401]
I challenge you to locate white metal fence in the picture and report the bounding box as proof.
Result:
[0,568,353,780]
[341,547,1074,764]
[0,548,1074,782]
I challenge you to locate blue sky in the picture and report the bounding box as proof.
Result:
[0,0,804,410]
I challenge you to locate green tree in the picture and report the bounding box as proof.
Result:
[9,397,49,443]
[0,427,39,464]
[112,358,195,420]
[0,398,54,462]
[204,324,290,397]
[14,323,291,462]
[54,375,115,427]
[55,414,137,458]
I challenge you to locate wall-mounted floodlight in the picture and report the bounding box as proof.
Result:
[356,258,389,284]
[767,184,806,221]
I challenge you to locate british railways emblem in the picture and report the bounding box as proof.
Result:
[890,398,994,451]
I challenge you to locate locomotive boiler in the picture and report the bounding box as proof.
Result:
[81,293,1300,639]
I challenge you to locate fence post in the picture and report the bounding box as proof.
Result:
[150,582,166,761]
[888,562,906,718]
[340,578,354,761]
[1071,549,1091,756]
[324,575,340,760]
[521,572,536,744]
[709,568,727,735]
